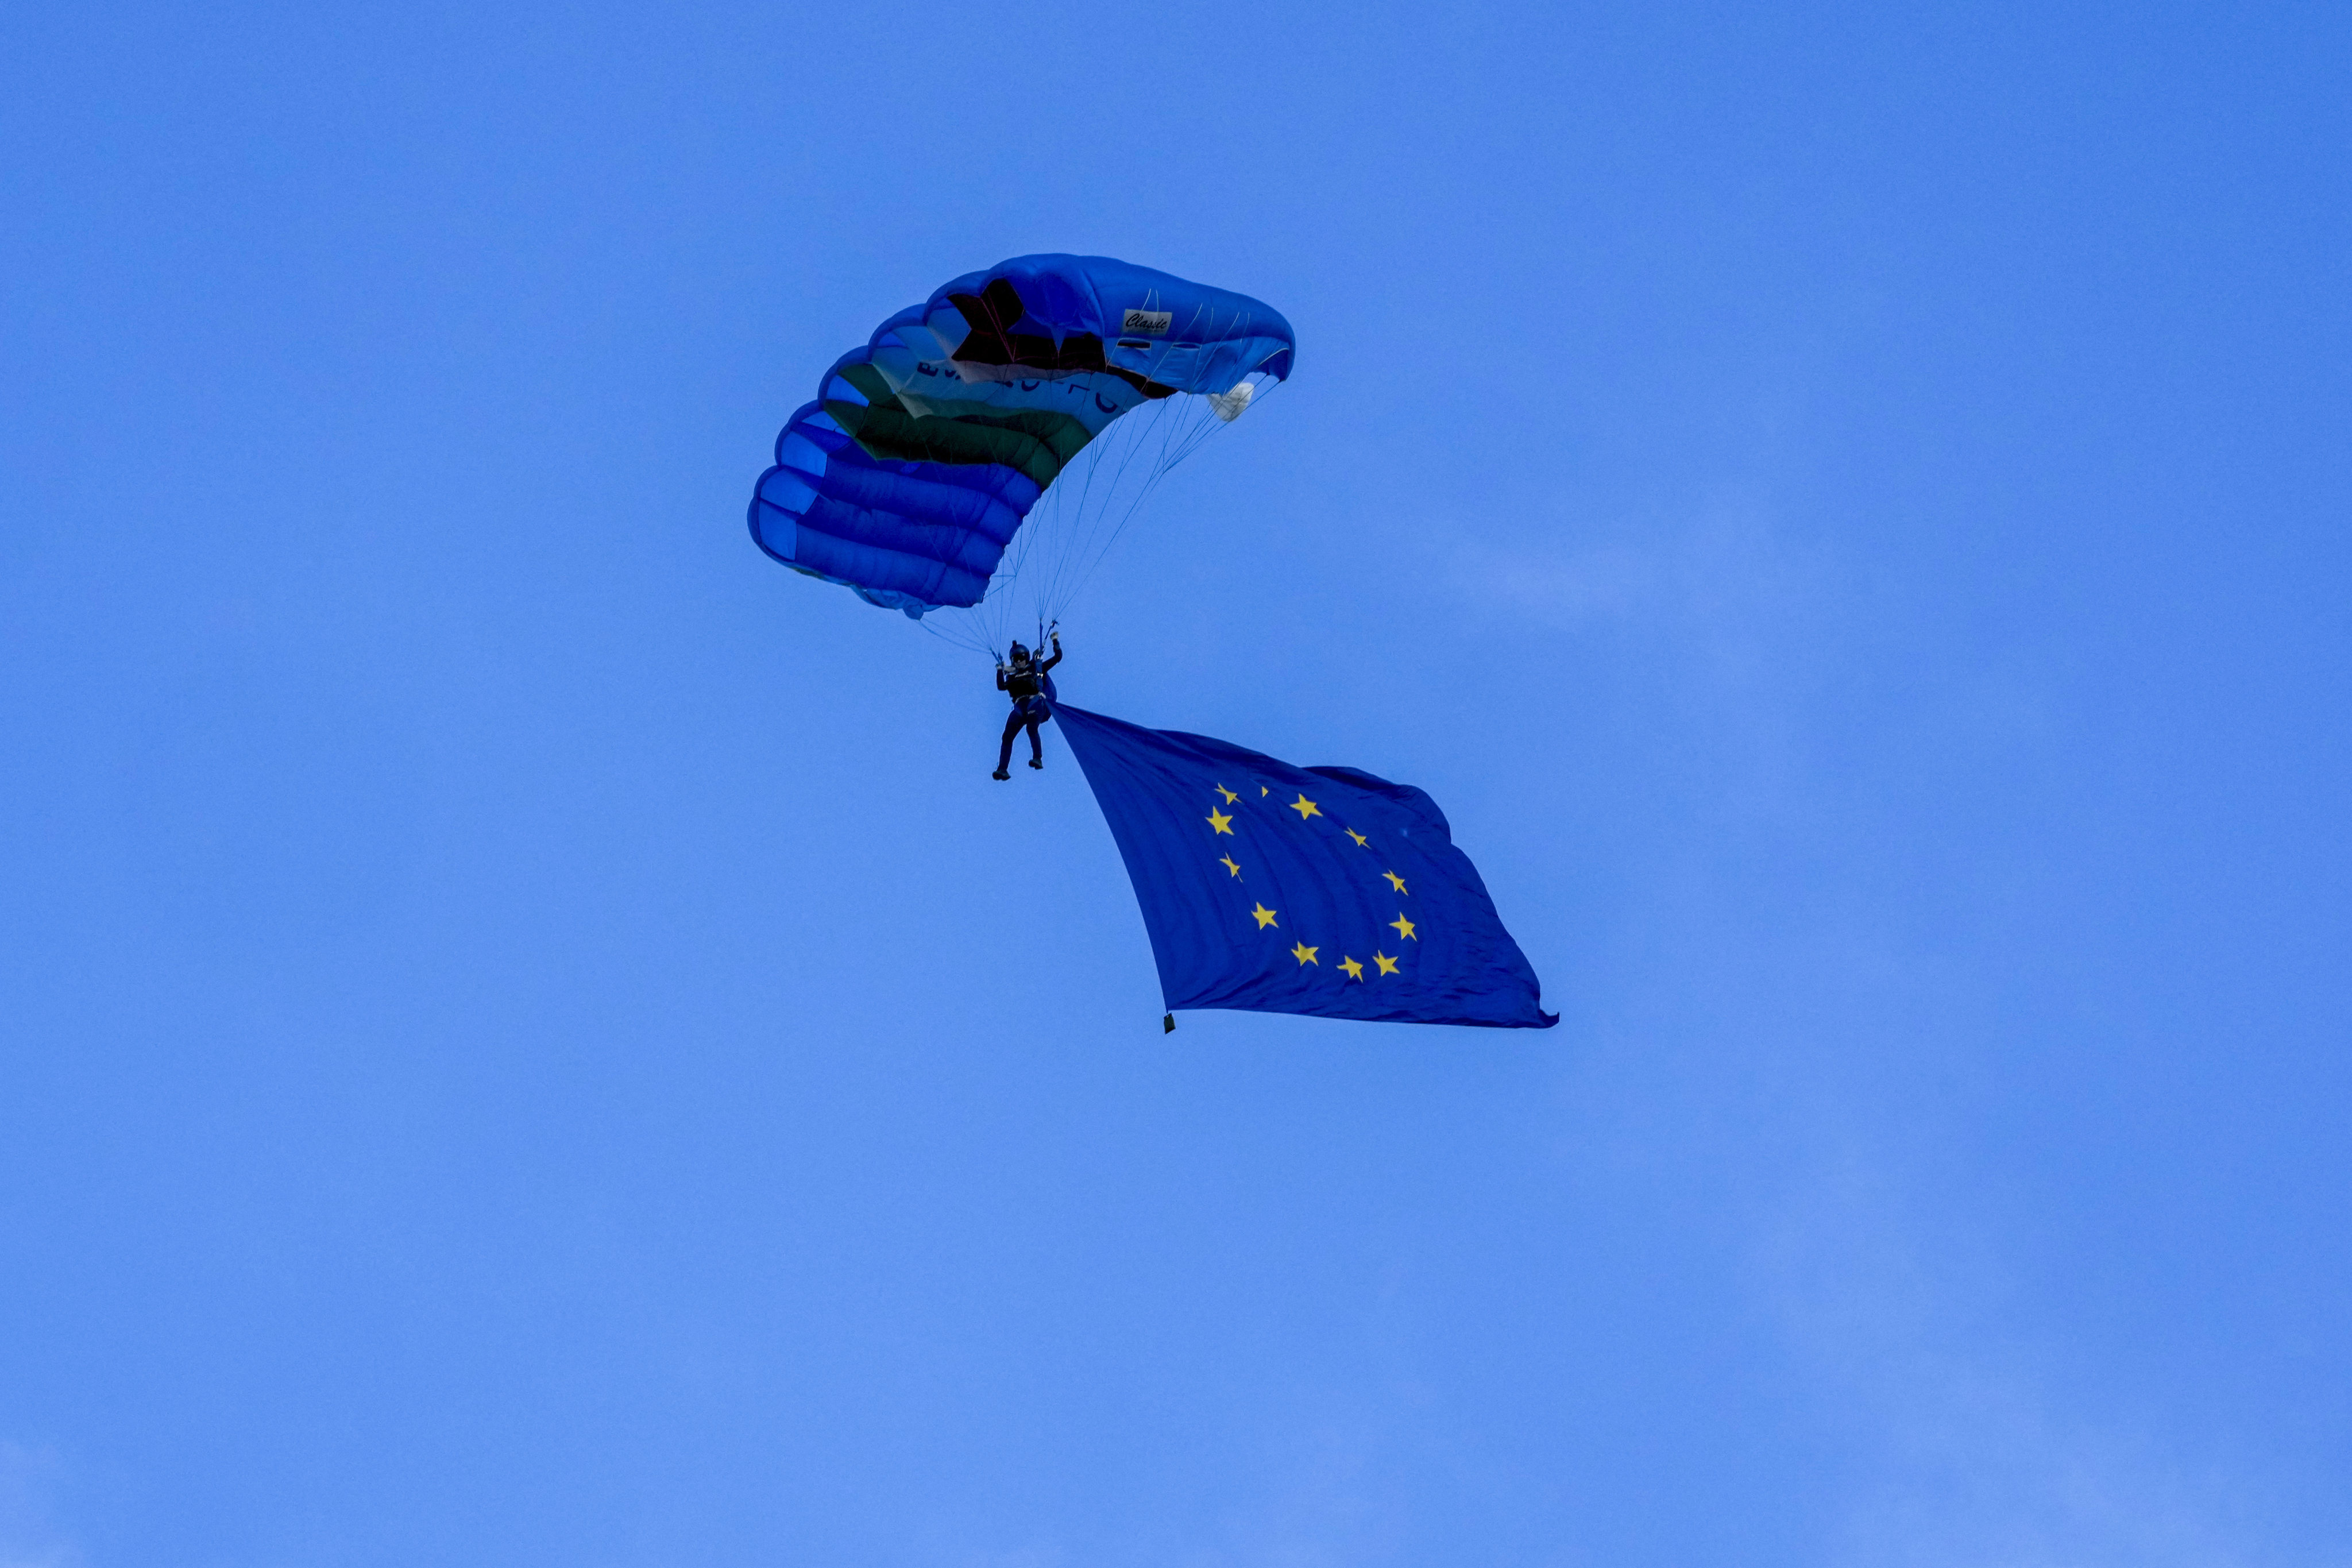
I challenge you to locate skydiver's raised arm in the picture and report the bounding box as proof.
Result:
[996,664,1011,691]
[1040,640,1062,673]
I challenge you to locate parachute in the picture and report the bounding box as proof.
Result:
[748,255,1294,653]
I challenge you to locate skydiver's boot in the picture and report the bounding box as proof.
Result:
[992,768,1010,781]
[1028,757,1043,770]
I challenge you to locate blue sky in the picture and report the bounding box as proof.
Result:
[3,2,2347,1563]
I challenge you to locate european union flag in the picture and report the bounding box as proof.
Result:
[1056,705,1557,1029]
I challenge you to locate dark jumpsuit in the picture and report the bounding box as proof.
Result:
[995,644,1062,771]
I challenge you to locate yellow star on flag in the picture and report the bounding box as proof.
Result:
[1291,941,1319,966]
[1373,951,1400,976]
[1215,783,1239,804]
[1219,854,1242,878]
[1383,870,1408,893]
[1345,828,1368,847]
[1390,913,1418,941]
[1206,807,1234,835]
[1251,902,1279,929]
[1287,793,1321,821]
[1260,785,1269,797]
[1338,956,1365,981]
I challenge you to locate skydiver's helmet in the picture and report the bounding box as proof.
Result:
[1008,642,1032,665]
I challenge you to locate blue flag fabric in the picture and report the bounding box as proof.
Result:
[1055,705,1557,1029]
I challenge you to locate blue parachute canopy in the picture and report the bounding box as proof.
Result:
[748,255,1295,621]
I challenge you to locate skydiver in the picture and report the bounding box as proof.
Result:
[992,633,1063,779]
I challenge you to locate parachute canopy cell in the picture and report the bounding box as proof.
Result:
[748,254,1296,619]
